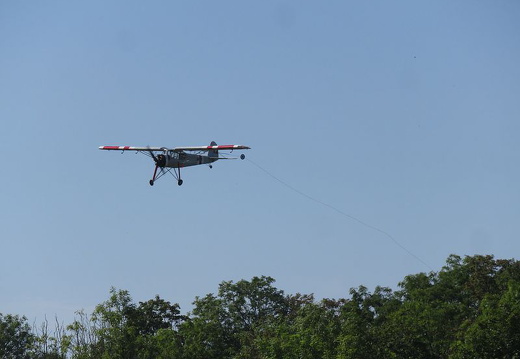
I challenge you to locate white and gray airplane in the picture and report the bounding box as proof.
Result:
[99,141,250,186]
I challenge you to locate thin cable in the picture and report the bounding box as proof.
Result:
[247,158,433,271]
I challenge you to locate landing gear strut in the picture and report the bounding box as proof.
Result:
[149,164,159,186]
[149,164,184,186]
[174,166,183,185]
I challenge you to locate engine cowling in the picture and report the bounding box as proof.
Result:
[156,154,167,167]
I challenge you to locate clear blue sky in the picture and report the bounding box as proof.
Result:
[1,1,519,323]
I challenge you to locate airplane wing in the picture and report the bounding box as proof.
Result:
[172,144,251,152]
[99,144,251,152]
[98,146,165,151]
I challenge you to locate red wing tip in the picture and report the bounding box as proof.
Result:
[205,145,251,150]
[99,146,131,150]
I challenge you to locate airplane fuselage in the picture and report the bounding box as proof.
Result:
[159,151,217,168]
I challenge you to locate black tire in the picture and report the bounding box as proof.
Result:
[178,179,183,186]
[149,180,154,186]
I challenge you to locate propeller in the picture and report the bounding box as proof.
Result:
[147,147,167,186]
[147,147,166,167]
[147,146,159,163]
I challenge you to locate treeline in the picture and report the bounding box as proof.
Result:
[2,254,520,358]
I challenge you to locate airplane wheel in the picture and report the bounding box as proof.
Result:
[178,179,183,186]
[149,180,154,186]
[209,165,213,169]
[240,154,245,160]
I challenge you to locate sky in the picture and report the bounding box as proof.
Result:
[1,1,519,324]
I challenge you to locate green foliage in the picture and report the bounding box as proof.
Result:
[0,313,34,359]
[87,287,185,358]
[4,254,520,358]
[181,276,289,359]
[452,281,520,358]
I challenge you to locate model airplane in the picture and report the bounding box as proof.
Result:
[99,141,250,186]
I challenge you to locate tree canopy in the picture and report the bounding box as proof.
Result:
[2,254,520,358]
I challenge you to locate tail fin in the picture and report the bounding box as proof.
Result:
[208,141,218,158]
